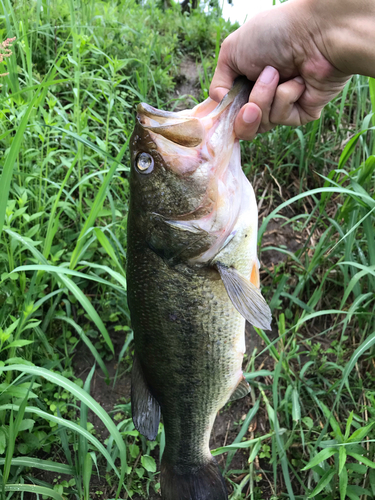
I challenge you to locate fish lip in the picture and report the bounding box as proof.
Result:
[137,103,206,148]
[135,77,254,148]
[137,102,184,123]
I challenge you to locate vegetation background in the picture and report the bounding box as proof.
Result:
[0,0,375,499]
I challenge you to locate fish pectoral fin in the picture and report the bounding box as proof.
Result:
[131,353,161,441]
[229,375,250,402]
[162,218,206,235]
[216,262,272,331]
[149,214,214,262]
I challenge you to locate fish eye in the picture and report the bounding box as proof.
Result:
[135,152,154,174]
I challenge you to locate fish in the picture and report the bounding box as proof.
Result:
[127,77,272,500]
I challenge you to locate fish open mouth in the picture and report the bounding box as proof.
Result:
[136,78,255,263]
[136,77,253,160]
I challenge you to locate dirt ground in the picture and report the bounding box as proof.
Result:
[171,57,202,110]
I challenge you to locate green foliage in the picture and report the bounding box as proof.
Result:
[0,0,235,497]
[0,0,374,498]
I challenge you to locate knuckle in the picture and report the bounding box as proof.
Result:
[220,36,233,58]
[275,84,291,102]
[301,108,322,124]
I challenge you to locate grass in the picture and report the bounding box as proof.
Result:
[0,0,374,499]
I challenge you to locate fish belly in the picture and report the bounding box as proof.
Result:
[127,240,245,469]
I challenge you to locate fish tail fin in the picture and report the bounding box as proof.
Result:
[161,458,228,500]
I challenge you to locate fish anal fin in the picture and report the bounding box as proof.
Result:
[229,375,250,402]
[216,262,272,331]
[131,354,161,441]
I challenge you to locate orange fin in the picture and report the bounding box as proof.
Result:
[250,261,260,288]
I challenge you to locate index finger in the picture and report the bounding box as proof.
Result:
[209,36,240,102]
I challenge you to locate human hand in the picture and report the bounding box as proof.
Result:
[210,0,359,140]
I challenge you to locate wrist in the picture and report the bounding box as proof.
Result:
[302,0,375,77]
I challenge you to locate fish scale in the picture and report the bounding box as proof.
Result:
[127,77,271,500]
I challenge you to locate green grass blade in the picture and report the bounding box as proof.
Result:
[308,469,335,498]
[80,364,96,473]
[0,90,40,238]
[57,317,109,379]
[83,452,93,500]
[259,187,375,241]
[224,399,260,472]
[0,402,120,482]
[0,365,127,496]
[43,154,79,259]
[9,264,114,354]
[302,448,339,470]
[11,264,123,293]
[70,137,130,270]
[4,485,65,500]
[0,458,74,475]
[94,228,125,275]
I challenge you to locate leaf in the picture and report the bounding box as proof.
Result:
[83,452,93,500]
[348,422,375,443]
[338,130,368,169]
[0,428,5,454]
[0,91,41,237]
[308,468,335,498]
[292,388,301,422]
[11,264,114,354]
[212,429,283,456]
[347,485,373,498]
[18,419,35,432]
[224,399,260,471]
[339,446,347,475]
[94,228,124,275]
[320,402,343,441]
[69,137,130,269]
[369,469,375,496]
[0,365,127,497]
[248,440,262,465]
[0,457,74,475]
[340,465,348,500]
[259,187,375,242]
[302,448,338,471]
[344,412,354,440]
[3,340,34,349]
[347,452,375,469]
[56,316,109,380]
[5,485,65,500]
[129,443,140,459]
[141,455,157,473]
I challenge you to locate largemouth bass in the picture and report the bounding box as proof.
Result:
[127,78,272,500]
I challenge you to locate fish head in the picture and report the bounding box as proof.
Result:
[129,78,254,262]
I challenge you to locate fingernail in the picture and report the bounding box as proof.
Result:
[260,66,276,84]
[243,105,259,124]
[294,76,304,84]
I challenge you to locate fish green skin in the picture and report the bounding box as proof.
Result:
[127,79,270,500]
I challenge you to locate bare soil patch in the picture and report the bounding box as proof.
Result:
[172,56,202,110]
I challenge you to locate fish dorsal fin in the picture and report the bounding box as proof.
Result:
[229,375,250,402]
[216,262,272,331]
[131,353,161,441]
